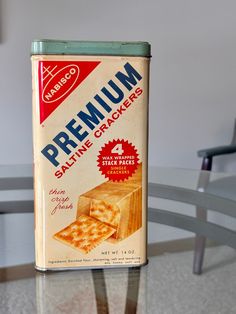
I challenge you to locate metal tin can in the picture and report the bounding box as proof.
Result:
[31,40,151,271]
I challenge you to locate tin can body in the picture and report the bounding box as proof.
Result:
[31,40,150,270]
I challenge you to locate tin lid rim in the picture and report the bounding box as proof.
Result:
[31,39,151,57]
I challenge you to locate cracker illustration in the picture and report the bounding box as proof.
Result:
[54,214,116,254]
[90,199,121,230]
[77,164,142,241]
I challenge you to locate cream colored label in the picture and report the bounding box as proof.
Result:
[32,55,149,269]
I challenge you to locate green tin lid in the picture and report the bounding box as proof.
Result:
[31,39,151,57]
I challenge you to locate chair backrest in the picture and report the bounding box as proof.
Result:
[0,165,33,214]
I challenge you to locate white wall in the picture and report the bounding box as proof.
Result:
[1,0,236,266]
[1,0,236,169]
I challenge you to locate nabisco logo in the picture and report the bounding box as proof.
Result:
[43,65,80,103]
[38,60,100,123]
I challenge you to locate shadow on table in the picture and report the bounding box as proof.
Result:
[0,263,35,283]
[203,253,236,274]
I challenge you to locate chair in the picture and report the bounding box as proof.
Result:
[194,119,236,274]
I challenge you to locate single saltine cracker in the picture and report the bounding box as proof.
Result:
[53,214,116,254]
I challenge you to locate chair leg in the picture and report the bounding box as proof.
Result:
[193,234,206,274]
[193,157,211,275]
[193,207,207,275]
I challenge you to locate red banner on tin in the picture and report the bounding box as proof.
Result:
[38,61,100,124]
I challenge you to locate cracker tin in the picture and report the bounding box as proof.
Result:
[31,40,151,271]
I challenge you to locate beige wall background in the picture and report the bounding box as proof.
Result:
[0,0,236,266]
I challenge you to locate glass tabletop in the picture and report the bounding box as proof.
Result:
[149,166,233,190]
[148,166,236,215]
[0,165,236,313]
